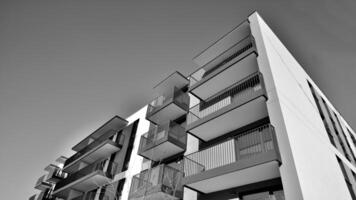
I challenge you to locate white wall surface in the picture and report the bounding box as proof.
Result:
[119,106,150,200]
[249,12,353,200]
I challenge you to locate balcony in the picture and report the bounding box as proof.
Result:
[183,124,281,194]
[38,189,55,200]
[71,116,127,152]
[129,164,183,200]
[35,175,52,191]
[63,132,124,173]
[190,24,257,100]
[138,121,187,161]
[187,73,268,142]
[45,164,67,183]
[146,86,189,125]
[30,189,55,200]
[53,159,117,198]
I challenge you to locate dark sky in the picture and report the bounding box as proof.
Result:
[0,0,355,199]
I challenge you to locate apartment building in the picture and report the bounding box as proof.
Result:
[30,12,356,200]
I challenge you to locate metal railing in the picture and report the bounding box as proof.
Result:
[189,36,255,88]
[36,175,46,186]
[139,121,186,153]
[147,86,189,117]
[50,168,67,180]
[64,131,124,168]
[35,175,52,189]
[35,188,55,200]
[55,159,118,191]
[184,124,276,177]
[187,73,264,125]
[129,165,183,199]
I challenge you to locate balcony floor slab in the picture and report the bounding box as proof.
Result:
[184,154,280,194]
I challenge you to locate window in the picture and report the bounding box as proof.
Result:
[307,82,336,147]
[337,157,356,200]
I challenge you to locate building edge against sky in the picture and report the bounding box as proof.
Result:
[30,12,356,200]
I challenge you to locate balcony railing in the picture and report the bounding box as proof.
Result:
[187,72,265,126]
[35,175,52,190]
[53,168,67,179]
[183,124,278,177]
[146,86,189,124]
[33,188,55,200]
[29,194,36,200]
[138,121,187,161]
[47,168,67,183]
[129,165,183,200]
[55,159,117,192]
[189,36,255,88]
[64,131,124,168]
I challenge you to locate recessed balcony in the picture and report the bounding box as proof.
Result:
[146,87,189,125]
[187,73,268,142]
[63,132,124,173]
[183,124,281,194]
[128,164,183,200]
[189,24,257,100]
[53,159,117,198]
[35,175,52,191]
[138,121,187,161]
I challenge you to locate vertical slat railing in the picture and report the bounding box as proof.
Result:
[183,125,276,177]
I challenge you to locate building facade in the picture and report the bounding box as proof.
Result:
[30,12,356,200]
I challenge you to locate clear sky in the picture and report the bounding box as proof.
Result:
[0,0,355,199]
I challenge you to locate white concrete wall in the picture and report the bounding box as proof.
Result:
[249,12,353,200]
[119,106,150,200]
